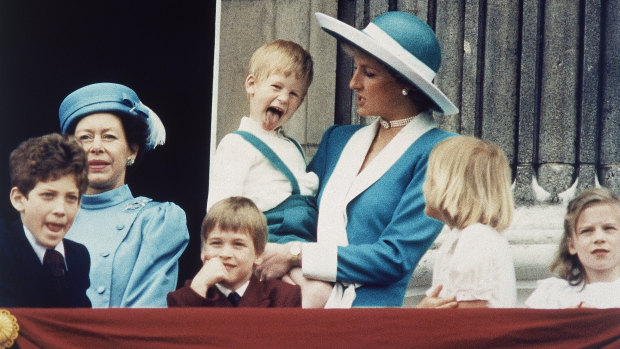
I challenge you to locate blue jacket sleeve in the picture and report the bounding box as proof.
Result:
[119,202,190,307]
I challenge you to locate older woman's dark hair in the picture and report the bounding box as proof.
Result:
[66,112,149,161]
[9,133,89,196]
[552,187,620,286]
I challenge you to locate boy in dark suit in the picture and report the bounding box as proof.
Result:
[167,197,301,307]
[0,133,91,307]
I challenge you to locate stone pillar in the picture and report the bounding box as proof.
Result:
[536,0,580,204]
[599,0,620,192]
[514,0,542,205]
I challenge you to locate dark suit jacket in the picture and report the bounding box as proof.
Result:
[0,220,91,308]
[167,275,301,307]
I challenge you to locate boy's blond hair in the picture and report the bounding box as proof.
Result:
[423,136,514,232]
[553,187,620,286]
[201,197,268,254]
[248,39,314,95]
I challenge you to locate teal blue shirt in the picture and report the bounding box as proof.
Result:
[66,185,189,307]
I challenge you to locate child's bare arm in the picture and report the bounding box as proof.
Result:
[456,300,488,308]
[288,267,332,308]
[256,243,332,308]
[417,285,458,309]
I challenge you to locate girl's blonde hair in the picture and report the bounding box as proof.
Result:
[552,187,620,285]
[248,39,314,95]
[423,136,514,232]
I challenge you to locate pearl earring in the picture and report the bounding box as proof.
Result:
[126,158,135,167]
[401,89,408,96]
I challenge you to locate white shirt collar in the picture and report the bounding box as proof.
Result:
[23,224,66,265]
[215,280,250,297]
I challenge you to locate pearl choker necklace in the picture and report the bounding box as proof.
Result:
[379,116,416,129]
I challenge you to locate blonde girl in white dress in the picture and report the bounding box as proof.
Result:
[418,136,517,308]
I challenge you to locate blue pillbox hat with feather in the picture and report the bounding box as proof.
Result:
[58,82,166,151]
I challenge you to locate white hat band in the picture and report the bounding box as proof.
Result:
[363,23,436,82]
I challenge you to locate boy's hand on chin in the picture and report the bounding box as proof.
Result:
[190,258,229,297]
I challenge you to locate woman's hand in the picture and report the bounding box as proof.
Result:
[255,242,293,281]
[416,285,458,308]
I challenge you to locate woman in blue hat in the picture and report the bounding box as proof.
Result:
[58,83,189,307]
[257,11,458,307]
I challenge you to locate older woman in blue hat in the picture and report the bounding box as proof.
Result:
[256,11,458,307]
[58,83,189,307]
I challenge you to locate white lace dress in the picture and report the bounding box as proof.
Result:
[525,276,620,309]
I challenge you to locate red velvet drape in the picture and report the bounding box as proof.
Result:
[7,308,620,348]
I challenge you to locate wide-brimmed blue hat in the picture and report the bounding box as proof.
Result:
[315,11,458,115]
[59,82,166,151]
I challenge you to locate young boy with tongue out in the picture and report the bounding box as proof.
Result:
[206,39,332,308]
[207,39,318,247]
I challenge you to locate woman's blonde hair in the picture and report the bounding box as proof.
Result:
[423,136,514,232]
[552,187,620,285]
[248,39,314,95]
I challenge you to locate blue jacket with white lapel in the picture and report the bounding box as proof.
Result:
[308,119,454,306]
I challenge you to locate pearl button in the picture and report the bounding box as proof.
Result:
[116,224,125,230]
[97,286,105,294]
[100,252,110,257]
